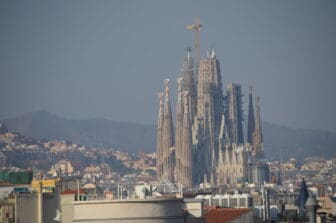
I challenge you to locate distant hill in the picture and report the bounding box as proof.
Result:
[1,111,155,153]
[261,122,336,160]
[1,111,336,160]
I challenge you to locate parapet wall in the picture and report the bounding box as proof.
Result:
[71,198,186,223]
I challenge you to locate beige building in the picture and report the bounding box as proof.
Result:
[61,193,205,223]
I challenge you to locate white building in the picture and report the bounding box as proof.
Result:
[195,192,253,208]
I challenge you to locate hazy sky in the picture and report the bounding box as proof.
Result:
[1,0,335,132]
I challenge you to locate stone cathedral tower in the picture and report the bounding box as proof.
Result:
[182,49,197,122]
[157,79,175,182]
[156,92,164,179]
[247,85,256,145]
[156,36,266,188]
[226,83,244,145]
[180,91,193,187]
[175,78,184,185]
[252,96,263,158]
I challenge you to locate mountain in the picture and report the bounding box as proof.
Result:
[0,111,155,153]
[262,122,336,160]
[1,111,336,160]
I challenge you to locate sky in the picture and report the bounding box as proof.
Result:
[0,0,335,132]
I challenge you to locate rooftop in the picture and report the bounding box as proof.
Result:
[204,206,251,223]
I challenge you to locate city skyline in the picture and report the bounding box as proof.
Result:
[1,0,336,133]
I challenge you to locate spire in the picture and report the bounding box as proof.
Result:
[211,48,215,58]
[251,95,263,159]
[198,51,224,144]
[305,191,318,223]
[177,77,183,103]
[218,142,224,166]
[219,114,230,146]
[182,49,197,122]
[164,79,170,102]
[156,92,164,180]
[183,91,190,126]
[255,96,263,143]
[226,83,244,145]
[297,178,309,216]
[158,92,164,128]
[253,96,263,147]
[187,47,191,62]
[162,79,175,182]
[202,102,213,185]
[179,91,193,187]
[175,78,184,184]
[247,85,255,144]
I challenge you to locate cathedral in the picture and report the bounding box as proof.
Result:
[156,49,265,188]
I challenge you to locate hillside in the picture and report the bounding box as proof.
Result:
[1,111,336,160]
[1,111,155,153]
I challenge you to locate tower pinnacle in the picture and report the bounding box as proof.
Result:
[162,79,175,182]
[247,85,255,145]
[156,92,164,180]
[164,79,170,102]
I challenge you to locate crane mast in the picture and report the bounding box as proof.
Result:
[186,17,202,74]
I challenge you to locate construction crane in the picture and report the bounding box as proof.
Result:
[186,17,202,71]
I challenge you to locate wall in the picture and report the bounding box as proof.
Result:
[231,211,254,223]
[61,197,204,223]
[15,193,38,223]
[60,194,75,223]
[43,193,59,223]
[183,200,203,217]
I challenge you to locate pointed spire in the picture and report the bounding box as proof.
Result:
[157,92,164,128]
[252,96,263,146]
[219,114,230,146]
[163,78,174,143]
[219,114,225,140]
[297,178,309,216]
[156,92,164,181]
[202,102,213,185]
[183,91,190,119]
[177,78,183,99]
[175,78,184,185]
[164,79,170,102]
[247,85,255,144]
[162,79,175,182]
[183,48,194,72]
[177,78,183,116]
[211,48,215,58]
[218,143,224,166]
[182,50,197,122]
[226,83,244,145]
[255,96,263,143]
[251,95,263,158]
[180,91,193,187]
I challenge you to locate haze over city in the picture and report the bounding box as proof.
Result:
[1,0,335,133]
[2,1,336,223]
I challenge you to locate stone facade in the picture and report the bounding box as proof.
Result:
[156,50,265,188]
